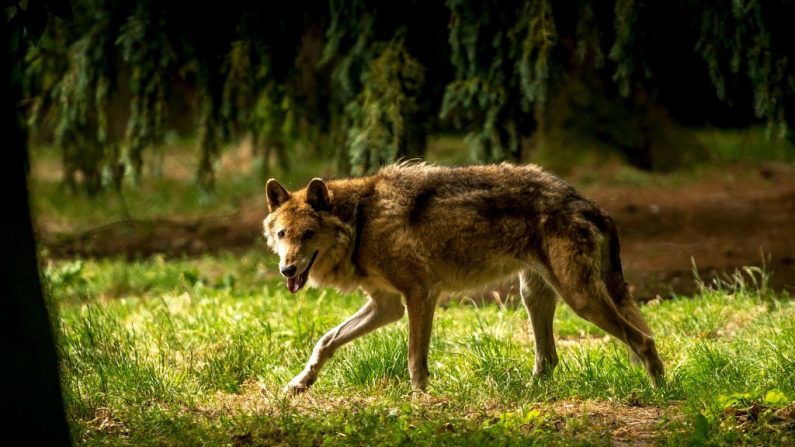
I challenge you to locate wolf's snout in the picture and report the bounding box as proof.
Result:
[281,265,298,277]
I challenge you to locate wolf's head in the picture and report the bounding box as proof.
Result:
[263,178,335,293]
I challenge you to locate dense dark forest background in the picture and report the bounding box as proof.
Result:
[20,0,795,194]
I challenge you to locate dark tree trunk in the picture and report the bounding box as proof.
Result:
[1,10,71,446]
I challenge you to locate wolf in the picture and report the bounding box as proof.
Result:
[263,162,664,394]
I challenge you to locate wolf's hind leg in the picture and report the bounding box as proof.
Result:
[615,294,654,365]
[549,244,665,387]
[519,270,559,377]
[285,291,404,394]
[604,269,662,369]
[559,283,664,386]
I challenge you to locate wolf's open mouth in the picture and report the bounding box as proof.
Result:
[287,251,318,293]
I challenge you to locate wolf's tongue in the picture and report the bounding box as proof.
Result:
[287,277,299,293]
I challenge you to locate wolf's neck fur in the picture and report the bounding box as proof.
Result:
[308,177,376,292]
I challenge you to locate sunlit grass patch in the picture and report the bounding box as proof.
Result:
[51,254,795,445]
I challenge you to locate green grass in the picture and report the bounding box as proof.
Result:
[46,253,795,445]
[694,126,795,164]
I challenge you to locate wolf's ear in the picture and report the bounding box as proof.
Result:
[266,179,290,212]
[306,178,330,211]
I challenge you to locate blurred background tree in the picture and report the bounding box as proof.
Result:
[23,0,795,194]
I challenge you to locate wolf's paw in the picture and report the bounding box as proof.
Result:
[650,371,666,389]
[410,375,429,394]
[284,383,309,396]
[532,358,558,377]
[284,374,316,396]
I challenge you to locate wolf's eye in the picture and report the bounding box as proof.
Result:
[277,230,285,239]
[302,230,315,240]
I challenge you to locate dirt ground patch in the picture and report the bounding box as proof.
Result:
[545,400,685,446]
[39,163,795,299]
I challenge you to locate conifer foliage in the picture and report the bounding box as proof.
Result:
[23,0,795,192]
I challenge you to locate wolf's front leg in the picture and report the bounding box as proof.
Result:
[405,290,438,392]
[286,292,404,394]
